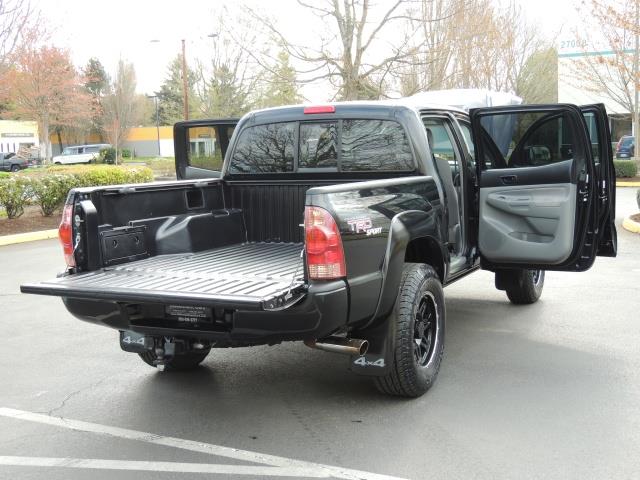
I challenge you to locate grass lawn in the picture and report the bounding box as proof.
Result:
[122,157,176,179]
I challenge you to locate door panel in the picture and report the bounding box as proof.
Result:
[470,104,599,271]
[480,183,575,263]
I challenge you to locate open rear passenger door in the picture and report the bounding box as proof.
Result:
[174,119,239,180]
[580,104,617,257]
[469,104,616,272]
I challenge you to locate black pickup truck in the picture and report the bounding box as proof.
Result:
[22,100,617,397]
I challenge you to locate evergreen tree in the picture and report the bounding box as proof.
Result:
[260,50,302,108]
[155,56,198,125]
[200,63,252,118]
[83,57,109,135]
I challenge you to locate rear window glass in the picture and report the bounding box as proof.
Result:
[299,122,338,169]
[341,120,413,171]
[620,137,633,146]
[228,118,414,174]
[229,122,295,174]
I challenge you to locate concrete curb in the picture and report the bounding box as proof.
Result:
[617,181,640,187]
[0,229,58,247]
[622,216,640,234]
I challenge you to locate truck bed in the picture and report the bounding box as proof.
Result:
[22,242,306,310]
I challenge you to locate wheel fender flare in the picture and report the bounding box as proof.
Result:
[349,210,444,377]
[372,210,444,326]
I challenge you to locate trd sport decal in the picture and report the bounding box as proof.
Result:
[346,217,383,236]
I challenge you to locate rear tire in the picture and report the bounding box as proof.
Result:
[374,263,445,398]
[139,348,210,371]
[10,164,19,172]
[500,269,545,305]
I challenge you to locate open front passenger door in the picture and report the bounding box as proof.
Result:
[469,104,616,272]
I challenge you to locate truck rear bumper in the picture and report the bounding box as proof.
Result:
[61,280,349,345]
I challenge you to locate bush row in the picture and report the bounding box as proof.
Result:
[613,160,638,178]
[0,165,153,219]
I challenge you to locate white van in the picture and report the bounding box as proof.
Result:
[52,144,111,164]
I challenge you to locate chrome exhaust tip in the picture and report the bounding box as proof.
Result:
[304,336,369,356]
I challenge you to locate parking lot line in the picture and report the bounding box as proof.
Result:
[0,408,407,480]
[0,456,330,477]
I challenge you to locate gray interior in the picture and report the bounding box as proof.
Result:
[479,184,576,264]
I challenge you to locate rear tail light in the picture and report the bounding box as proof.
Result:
[59,203,75,267]
[304,206,346,280]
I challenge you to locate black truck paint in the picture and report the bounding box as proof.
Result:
[21,100,617,396]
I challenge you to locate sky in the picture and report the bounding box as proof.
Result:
[34,0,580,101]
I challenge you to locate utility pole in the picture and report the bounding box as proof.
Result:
[182,39,189,121]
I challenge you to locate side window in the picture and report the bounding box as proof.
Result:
[458,121,475,164]
[582,112,600,166]
[76,147,84,155]
[478,112,578,170]
[299,122,338,169]
[423,117,461,181]
[341,119,413,171]
[229,122,295,174]
[187,126,224,171]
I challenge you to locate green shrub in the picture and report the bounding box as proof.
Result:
[6,166,154,218]
[0,177,31,219]
[99,147,116,164]
[614,160,637,178]
[121,148,131,158]
[30,175,74,216]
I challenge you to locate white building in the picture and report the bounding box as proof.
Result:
[557,36,635,141]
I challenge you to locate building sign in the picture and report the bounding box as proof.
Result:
[1,133,34,138]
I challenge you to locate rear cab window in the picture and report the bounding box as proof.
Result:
[228,118,415,174]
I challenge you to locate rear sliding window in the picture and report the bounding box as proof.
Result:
[228,122,295,174]
[228,119,413,173]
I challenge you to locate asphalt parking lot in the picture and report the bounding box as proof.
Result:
[0,186,638,480]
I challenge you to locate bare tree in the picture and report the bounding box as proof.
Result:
[247,0,416,100]
[194,12,263,117]
[0,0,39,67]
[102,59,137,161]
[395,1,554,100]
[572,0,639,152]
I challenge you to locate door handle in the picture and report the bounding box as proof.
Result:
[500,175,517,185]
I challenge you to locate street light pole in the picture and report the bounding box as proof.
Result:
[146,94,161,156]
[182,39,189,121]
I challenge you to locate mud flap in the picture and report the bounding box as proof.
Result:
[349,312,396,376]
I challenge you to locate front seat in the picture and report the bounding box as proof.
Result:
[426,128,461,249]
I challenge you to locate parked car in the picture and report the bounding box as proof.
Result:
[22,98,617,398]
[616,135,635,158]
[51,144,111,164]
[0,152,30,172]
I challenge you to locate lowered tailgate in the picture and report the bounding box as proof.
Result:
[21,242,306,311]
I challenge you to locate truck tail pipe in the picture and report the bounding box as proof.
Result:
[304,337,369,356]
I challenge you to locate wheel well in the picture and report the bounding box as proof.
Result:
[404,236,445,281]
